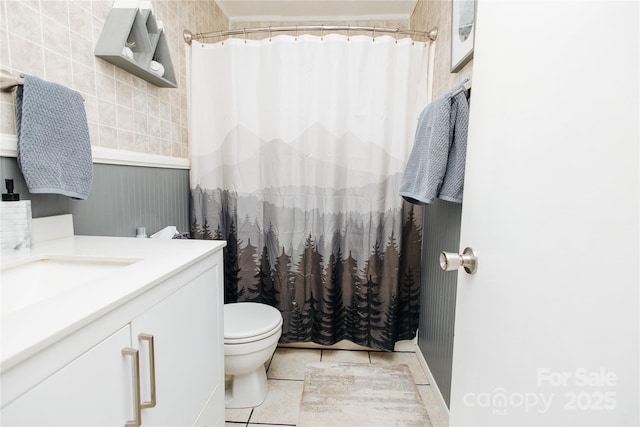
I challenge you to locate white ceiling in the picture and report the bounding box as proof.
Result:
[215,0,419,22]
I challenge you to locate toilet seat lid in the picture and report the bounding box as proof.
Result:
[224,302,283,340]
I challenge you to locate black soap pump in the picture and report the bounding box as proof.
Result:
[2,179,20,201]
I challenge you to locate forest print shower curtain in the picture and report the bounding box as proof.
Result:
[189,34,430,350]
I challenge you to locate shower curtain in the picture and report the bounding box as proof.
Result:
[189,34,430,351]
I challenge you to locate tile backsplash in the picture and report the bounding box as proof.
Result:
[0,0,227,158]
[410,0,473,97]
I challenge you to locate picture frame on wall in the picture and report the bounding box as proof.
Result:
[451,0,476,73]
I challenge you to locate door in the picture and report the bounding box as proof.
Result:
[449,1,639,426]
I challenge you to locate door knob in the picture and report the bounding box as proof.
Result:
[439,247,478,274]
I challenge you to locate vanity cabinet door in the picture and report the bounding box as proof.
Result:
[1,325,133,426]
[131,264,224,426]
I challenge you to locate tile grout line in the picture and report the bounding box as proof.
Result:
[246,408,254,426]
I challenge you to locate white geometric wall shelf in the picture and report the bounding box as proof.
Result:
[95,2,176,88]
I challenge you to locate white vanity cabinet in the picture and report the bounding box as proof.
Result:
[0,242,225,427]
[1,325,133,425]
[130,265,223,426]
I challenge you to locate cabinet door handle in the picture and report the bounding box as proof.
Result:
[139,333,157,408]
[122,347,142,427]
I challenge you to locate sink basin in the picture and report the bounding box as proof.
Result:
[1,255,140,316]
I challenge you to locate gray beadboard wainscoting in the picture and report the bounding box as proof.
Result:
[0,157,189,237]
[418,198,462,408]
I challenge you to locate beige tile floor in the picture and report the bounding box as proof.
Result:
[225,347,449,427]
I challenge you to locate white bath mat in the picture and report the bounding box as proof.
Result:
[298,362,432,426]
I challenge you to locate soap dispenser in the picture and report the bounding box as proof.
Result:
[2,179,20,201]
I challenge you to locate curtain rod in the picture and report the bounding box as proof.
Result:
[183,25,438,44]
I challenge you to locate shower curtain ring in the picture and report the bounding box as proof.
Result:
[347,25,350,42]
[320,25,324,41]
[269,26,272,42]
[295,25,298,40]
[243,28,247,44]
[372,26,376,42]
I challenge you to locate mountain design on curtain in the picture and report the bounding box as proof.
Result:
[191,124,423,351]
[189,35,430,351]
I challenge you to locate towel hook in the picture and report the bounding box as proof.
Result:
[0,68,23,92]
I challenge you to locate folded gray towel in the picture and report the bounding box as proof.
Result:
[399,79,469,205]
[16,75,93,200]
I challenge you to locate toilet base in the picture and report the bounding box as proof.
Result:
[225,365,269,408]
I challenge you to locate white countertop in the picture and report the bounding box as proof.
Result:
[1,235,226,371]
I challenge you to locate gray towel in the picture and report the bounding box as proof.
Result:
[439,91,470,203]
[399,80,469,205]
[16,74,93,200]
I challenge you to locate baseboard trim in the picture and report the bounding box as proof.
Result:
[413,342,451,424]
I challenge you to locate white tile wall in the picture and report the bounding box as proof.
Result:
[0,0,228,159]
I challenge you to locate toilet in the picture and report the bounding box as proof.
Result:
[224,302,283,408]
